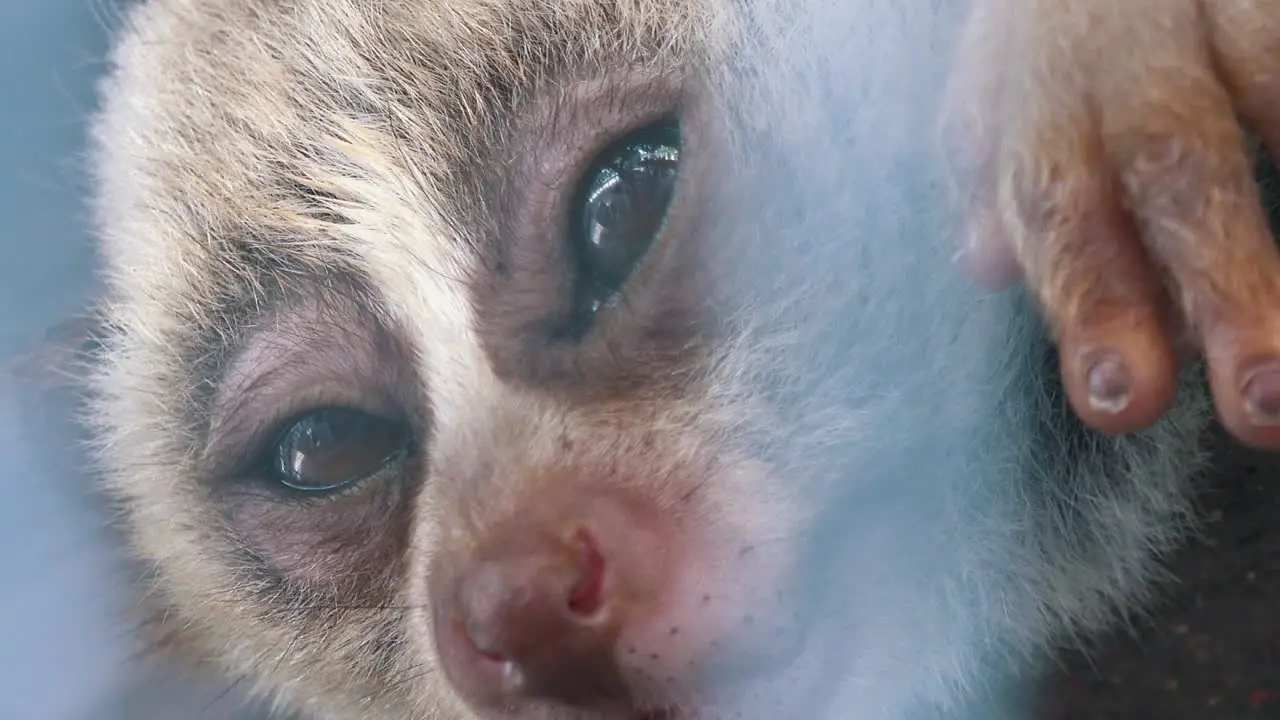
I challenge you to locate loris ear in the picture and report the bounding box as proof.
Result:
[4,311,107,394]
[133,596,225,673]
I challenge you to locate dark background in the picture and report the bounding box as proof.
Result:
[1043,430,1280,720]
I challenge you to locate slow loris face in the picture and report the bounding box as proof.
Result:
[90,2,827,718]
[83,0,1280,718]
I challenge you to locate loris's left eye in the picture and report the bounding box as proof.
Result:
[569,118,681,321]
[268,407,412,493]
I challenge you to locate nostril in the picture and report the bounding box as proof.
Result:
[566,528,606,616]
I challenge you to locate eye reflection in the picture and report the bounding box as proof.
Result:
[570,118,681,318]
[270,407,411,493]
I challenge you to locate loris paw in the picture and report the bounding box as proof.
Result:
[943,0,1280,449]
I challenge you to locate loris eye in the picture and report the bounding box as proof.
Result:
[569,118,681,320]
[269,407,412,493]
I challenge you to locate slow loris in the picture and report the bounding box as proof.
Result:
[82,0,1280,718]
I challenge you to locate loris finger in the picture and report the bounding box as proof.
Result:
[1097,11,1280,449]
[998,117,1180,436]
[1207,0,1280,158]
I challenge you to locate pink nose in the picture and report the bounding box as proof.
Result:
[452,526,629,707]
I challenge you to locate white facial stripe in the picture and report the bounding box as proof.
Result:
[314,120,511,442]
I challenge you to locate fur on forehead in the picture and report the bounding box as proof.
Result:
[90,0,716,319]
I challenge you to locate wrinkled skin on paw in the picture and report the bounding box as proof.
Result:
[945,0,1280,449]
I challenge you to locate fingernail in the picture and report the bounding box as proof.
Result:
[1241,360,1280,425]
[1084,349,1133,414]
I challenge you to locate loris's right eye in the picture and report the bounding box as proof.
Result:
[476,76,699,386]
[267,407,413,494]
[568,118,682,325]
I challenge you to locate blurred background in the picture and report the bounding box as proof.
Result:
[0,1,1273,719]
[0,1,266,717]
